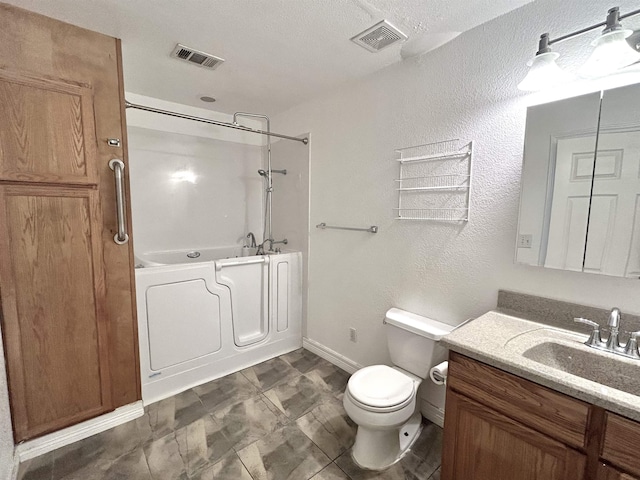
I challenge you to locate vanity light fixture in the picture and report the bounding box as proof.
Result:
[517,34,575,91]
[580,7,640,77]
[519,6,640,91]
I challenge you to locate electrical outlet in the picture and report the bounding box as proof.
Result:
[518,234,532,248]
[349,328,357,342]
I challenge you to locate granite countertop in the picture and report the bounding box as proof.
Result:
[442,310,640,422]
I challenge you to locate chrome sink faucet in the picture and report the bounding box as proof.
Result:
[574,307,640,360]
[605,307,622,352]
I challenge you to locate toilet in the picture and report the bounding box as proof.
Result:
[343,308,454,470]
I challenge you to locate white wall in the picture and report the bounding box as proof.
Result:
[126,93,265,253]
[272,0,640,369]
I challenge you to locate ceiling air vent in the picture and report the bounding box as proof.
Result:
[170,44,225,70]
[351,20,407,53]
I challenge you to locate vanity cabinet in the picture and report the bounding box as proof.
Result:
[442,352,640,480]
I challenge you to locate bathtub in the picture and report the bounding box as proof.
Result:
[135,248,302,404]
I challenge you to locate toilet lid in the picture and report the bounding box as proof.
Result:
[348,365,415,408]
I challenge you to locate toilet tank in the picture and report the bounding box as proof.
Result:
[385,308,454,379]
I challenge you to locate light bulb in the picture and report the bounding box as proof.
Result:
[579,29,640,78]
[518,52,574,91]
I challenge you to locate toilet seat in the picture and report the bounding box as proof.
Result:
[347,365,415,412]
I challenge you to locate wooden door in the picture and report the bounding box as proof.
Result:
[441,390,586,480]
[0,4,140,441]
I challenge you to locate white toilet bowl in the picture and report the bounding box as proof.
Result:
[343,308,454,470]
[343,364,423,470]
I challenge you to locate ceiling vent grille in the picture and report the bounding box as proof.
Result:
[351,20,407,53]
[170,44,225,70]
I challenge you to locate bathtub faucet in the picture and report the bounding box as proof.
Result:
[246,232,257,248]
[255,238,287,255]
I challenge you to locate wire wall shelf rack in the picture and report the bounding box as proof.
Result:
[395,139,473,221]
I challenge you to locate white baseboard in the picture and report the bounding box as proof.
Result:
[421,399,445,428]
[11,450,19,480]
[302,337,362,374]
[16,401,144,462]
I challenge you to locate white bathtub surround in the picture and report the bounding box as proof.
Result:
[127,126,264,255]
[270,138,311,334]
[136,252,303,404]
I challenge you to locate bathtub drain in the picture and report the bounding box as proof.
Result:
[186,251,201,259]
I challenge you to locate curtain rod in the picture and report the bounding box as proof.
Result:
[125,100,309,145]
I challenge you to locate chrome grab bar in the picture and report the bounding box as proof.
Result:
[316,223,378,233]
[215,256,269,271]
[108,159,129,245]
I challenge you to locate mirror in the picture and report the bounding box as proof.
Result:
[516,83,640,278]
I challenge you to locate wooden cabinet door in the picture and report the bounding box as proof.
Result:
[0,4,140,441]
[441,390,586,480]
[602,413,640,478]
[0,186,112,438]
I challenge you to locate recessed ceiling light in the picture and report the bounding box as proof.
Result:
[200,96,216,103]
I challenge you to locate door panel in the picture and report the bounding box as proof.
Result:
[583,195,617,273]
[545,136,597,271]
[588,131,640,276]
[0,70,98,184]
[146,279,222,370]
[215,259,269,347]
[0,186,111,438]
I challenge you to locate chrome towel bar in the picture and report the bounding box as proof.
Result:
[316,223,378,233]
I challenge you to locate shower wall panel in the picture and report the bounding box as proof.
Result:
[128,126,263,254]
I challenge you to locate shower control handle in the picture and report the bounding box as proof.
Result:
[109,159,129,245]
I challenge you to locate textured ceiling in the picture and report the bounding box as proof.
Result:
[5,0,533,114]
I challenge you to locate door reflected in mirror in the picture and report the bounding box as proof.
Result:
[516,83,640,278]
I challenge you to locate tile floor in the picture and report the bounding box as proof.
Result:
[19,349,443,480]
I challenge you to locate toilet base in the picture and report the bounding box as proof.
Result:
[351,411,423,471]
